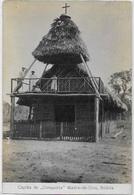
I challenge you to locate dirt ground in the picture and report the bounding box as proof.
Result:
[3,120,131,183]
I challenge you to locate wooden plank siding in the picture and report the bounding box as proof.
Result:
[33,103,56,138]
[75,102,95,141]
[14,121,40,138]
[12,96,116,141]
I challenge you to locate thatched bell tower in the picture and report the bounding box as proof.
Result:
[32,14,89,65]
[10,7,127,142]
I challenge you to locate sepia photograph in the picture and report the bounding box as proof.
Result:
[2,0,132,193]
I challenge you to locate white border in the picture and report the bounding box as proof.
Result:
[2,183,132,194]
[0,0,3,194]
[0,0,133,194]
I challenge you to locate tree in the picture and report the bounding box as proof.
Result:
[108,69,132,112]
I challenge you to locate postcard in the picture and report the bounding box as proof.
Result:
[2,0,132,194]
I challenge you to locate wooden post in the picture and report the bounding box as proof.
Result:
[101,101,104,138]
[10,96,15,138]
[60,122,63,140]
[39,121,43,139]
[11,79,13,93]
[95,96,99,142]
[57,79,59,92]
[28,106,32,120]
[69,79,71,92]
[99,78,101,93]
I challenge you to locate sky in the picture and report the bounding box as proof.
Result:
[3,0,132,103]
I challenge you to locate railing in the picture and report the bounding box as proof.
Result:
[11,77,106,94]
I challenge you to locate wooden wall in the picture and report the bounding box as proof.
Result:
[33,103,56,138]
[99,102,117,139]
[75,101,95,140]
[13,96,117,141]
[16,96,109,141]
[30,98,95,140]
[32,97,96,140]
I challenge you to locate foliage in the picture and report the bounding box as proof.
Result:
[3,101,11,123]
[108,69,132,112]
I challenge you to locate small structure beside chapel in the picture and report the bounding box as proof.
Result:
[10,5,127,142]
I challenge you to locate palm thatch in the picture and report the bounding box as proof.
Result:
[32,14,89,64]
[40,63,88,78]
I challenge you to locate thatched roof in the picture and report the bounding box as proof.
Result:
[40,63,88,78]
[32,14,89,64]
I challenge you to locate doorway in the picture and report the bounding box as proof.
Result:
[54,104,75,137]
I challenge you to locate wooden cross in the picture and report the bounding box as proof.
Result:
[62,3,70,15]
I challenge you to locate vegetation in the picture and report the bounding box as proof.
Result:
[108,69,132,112]
[3,101,11,123]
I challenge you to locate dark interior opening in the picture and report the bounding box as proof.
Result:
[55,104,75,122]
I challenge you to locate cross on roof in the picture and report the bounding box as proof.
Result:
[62,3,70,15]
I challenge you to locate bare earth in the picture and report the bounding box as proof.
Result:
[3,120,131,183]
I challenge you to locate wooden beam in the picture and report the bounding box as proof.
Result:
[95,96,99,142]
[81,55,100,91]
[38,63,48,82]
[80,54,97,86]
[75,68,94,91]
[11,79,13,93]
[39,121,43,139]
[13,93,108,97]
[28,106,32,120]
[60,122,63,140]
[101,101,104,138]
[10,96,15,138]
[80,54,101,100]
[24,59,37,77]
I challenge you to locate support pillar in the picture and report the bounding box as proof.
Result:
[39,121,43,139]
[60,122,63,140]
[95,96,99,142]
[10,95,15,138]
[28,106,32,120]
[101,101,104,138]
